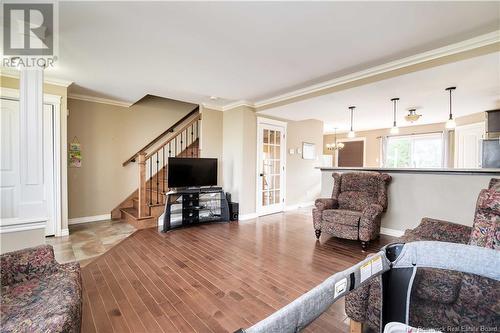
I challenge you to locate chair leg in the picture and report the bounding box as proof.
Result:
[315,229,321,240]
[361,241,369,251]
[350,319,362,333]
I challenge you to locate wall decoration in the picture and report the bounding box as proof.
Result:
[302,142,316,160]
[69,137,82,168]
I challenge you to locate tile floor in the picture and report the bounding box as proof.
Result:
[45,219,136,267]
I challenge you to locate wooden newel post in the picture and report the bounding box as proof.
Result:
[138,152,147,218]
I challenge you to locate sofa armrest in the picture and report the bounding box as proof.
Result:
[314,198,338,211]
[1,245,57,286]
[406,217,472,244]
[362,204,384,220]
[358,204,384,241]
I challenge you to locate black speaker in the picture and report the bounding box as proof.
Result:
[228,202,239,221]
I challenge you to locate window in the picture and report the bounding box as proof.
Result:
[383,133,444,168]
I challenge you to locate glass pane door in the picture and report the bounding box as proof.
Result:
[258,124,284,213]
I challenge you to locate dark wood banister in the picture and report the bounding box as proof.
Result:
[122,105,200,166]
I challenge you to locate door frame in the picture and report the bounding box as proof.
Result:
[1,87,63,237]
[335,137,366,167]
[256,117,287,216]
[454,122,485,168]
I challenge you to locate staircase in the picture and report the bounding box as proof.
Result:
[111,106,201,229]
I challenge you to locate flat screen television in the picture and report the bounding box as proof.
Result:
[168,157,217,188]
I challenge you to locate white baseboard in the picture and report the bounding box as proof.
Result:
[0,217,47,234]
[381,227,404,237]
[68,214,111,225]
[60,228,69,236]
[284,201,314,211]
[238,213,259,221]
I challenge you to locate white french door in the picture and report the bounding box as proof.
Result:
[256,118,286,215]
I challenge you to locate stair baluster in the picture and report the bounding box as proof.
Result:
[116,112,201,227]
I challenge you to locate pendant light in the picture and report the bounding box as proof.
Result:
[390,98,400,134]
[347,106,356,138]
[445,87,456,129]
[405,108,421,123]
[326,128,345,151]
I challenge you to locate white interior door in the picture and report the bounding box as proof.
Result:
[256,119,286,215]
[0,99,20,219]
[0,99,56,236]
[454,122,485,168]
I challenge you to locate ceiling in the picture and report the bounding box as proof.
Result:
[260,52,500,133]
[45,1,500,108]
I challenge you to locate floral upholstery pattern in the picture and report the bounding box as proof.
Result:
[402,217,472,244]
[313,172,391,244]
[470,189,500,250]
[1,245,57,286]
[0,245,82,333]
[409,272,500,329]
[489,178,500,192]
[323,209,362,226]
[345,178,500,331]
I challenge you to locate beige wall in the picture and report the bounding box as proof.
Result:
[222,106,257,215]
[1,229,46,254]
[67,97,195,219]
[323,112,486,167]
[285,119,324,206]
[222,106,323,215]
[200,107,224,185]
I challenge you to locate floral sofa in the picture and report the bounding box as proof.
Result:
[313,172,391,250]
[345,178,500,331]
[0,245,82,333]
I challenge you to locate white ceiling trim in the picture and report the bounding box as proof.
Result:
[216,30,499,112]
[68,93,133,108]
[202,100,254,112]
[0,67,73,88]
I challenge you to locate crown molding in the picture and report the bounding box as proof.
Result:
[237,31,499,111]
[68,93,133,108]
[202,99,254,112]
[0,67,73,87]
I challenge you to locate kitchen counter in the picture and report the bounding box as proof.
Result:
[317,166,499,175]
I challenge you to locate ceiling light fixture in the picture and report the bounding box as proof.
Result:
[445,86,457,129]
[390,97,400,134]
[347,106,356,138]
[326,128,345,151]
[405,108,421,123]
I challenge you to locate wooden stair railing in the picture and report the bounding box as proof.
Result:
[122,105,200,166]
[136,113,201,219]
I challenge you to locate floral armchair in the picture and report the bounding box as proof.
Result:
[345,178,500,332]
[313,172,392,250]
[0,245,82,333]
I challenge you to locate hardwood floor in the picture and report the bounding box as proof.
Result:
[81,209,395,333]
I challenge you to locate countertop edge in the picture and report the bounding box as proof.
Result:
[316,167,500,175]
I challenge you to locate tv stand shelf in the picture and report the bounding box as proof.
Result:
[162,187,230,232]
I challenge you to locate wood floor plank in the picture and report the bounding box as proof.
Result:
[80,209,394,333]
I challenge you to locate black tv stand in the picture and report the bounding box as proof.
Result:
[162,187,230,232]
